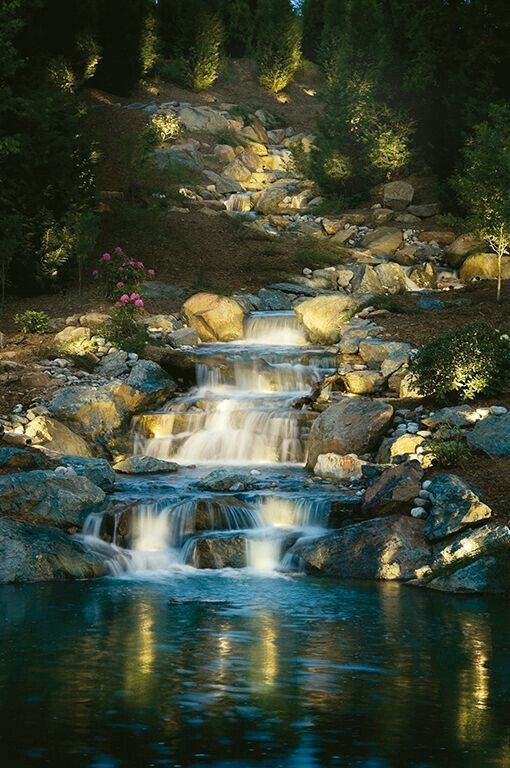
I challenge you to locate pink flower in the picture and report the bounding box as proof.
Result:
[136,261,144,268]
[117,267,124,272]
[130,292,140,301]
[92,269,98,278]
[101,252,111,261]
[114,246,123,254]
[134,299,144,308]
[147,268,156,276]
[115,301,122,307]
[120,294,130,303]
[116,281,124,288]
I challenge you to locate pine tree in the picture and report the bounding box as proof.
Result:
[220,0,254,57]
[255,0,302,92]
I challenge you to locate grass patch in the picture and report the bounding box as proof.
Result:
[290,237,345,271]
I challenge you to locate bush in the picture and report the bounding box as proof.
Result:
[92,247,156,300]
[150,113,182,143]
[14,310,52,334]
[422,425,472,468]
[409,321,510,402]
[101,305,148,356]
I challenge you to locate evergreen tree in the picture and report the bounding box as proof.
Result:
[255,0,302,92]
[220,0,254,57]
[300,0,325,62]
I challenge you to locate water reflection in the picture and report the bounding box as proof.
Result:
[1,577,510,767]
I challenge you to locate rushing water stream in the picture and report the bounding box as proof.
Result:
[2,311,510,765]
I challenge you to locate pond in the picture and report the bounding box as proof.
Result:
[1,574,509,767]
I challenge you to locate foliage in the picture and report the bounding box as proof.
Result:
[92,247,156,300]
[149,112,182,143]
[140,9,160,77]
[422,425,472,469]
[255,0,302,93]
[451,104,510,302]
[14,310,52,334]
[180,12,223,90]
[101,306,149,356]
[288,140,313,178]
[219,0,253,57]
[409,321,510,403]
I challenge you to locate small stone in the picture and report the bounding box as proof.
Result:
[490,405,507,416]
[411,507,427,519]
[406,423,420,434]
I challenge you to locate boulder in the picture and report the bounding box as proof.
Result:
[331,226,357,245]
[359,339,411,366]
[374,262,407,293]
[418,230,456,245]
[362,462,423,516]
[183,292,245,342]
[79,312,110,330]
[254,185,288,215]
[422,405,477,429]
[223,158,252,182]
[294,295,361,345]
[168,327,199,347]
[60,456,116,491]
[122,360,176,410]
[383,181,414,211]
[96,350,129,378]
[306,397,394,469]
[362,227,403,256]
[459,252,510,282]
[214,144,236,163]
[0,447,46,473]
[141,314,179,333]
[344,370,384,395]
[25,415,92,457]
[290,515,430,580]
[196,469,263,493]
[446,235,484,268]
[409,262,438,289]
[467,413,510,456]
[188,533,247,569]
[49,384,126,446]
[425,556,506,594]
[54,326,91,350]
[0,470,105,529]
[113,455,179,474]
[313,453,366,482]
[423,474,491,542]
[407,203,440,218]
[377,434,425,464]
[0,519,110,583]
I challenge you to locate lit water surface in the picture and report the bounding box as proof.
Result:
[1,574,510,767]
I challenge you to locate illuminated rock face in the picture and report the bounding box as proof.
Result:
[0,519,110,583]
[289,515,431,580]
[183,293,245,342]
[25,415,92,458]
[423,474,491,542]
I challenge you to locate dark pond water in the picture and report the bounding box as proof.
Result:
[1,573,510,768]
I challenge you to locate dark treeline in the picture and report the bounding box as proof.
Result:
[1,0,510,297]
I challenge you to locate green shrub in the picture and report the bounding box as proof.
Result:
[156,59,183,85]
[409,321,510,402]
[14,310,52,334]
[150,112,182,143]
[257,17,301,93]
[288,140,313,178]
[101,307,148,356]
[422,425,472,468]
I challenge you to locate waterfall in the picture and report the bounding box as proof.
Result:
[85,310,341,575]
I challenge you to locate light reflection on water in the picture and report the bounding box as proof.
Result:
[1,575,510,768]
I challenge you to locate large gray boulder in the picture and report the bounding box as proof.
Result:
[424,474,491,542]
[113,455,179,474]
[362,462,423,517]
[362,227,403,256]
[290,515,430,580]
[467,413,510,457]
[196,469,264,492]
[294,295,362,345]
[60,456,116,491]
[0,470,105,529]
[183,292,245,342]
[383,181,414,211]
[425,557,506,594]
[0,519,109,583]
[307,397,394,469]
[187,533,248,568]
[0,447,46,473]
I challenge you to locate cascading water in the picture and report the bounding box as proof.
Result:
[83,311,342,575]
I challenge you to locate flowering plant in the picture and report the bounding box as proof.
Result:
[92,246,156,300]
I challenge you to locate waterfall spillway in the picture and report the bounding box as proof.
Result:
[83,311,343,575]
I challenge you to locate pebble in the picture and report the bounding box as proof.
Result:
[406,423,420,434]
[128,353,139,362]
[419,489,432,500]
[490,405,507,416]
[413,498,428,507]
[411,507,428,519]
